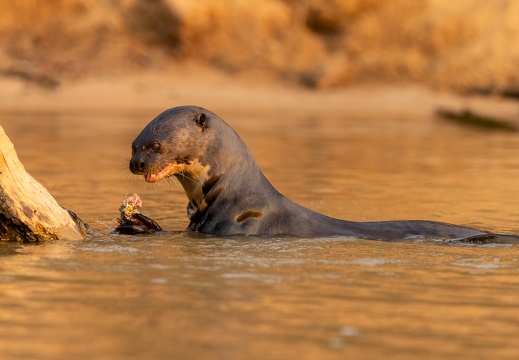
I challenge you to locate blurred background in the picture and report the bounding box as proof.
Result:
[1,0,519,94]
[2,4,519,360]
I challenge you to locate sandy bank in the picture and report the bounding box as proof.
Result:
[1,64,518,128]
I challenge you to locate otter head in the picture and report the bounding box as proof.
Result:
[130,106,212,183]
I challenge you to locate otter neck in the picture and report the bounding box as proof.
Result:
[173,159,211,211]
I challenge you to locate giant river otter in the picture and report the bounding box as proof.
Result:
[128,105,518,242]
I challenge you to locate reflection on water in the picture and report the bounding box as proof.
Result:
[1,110,519,359]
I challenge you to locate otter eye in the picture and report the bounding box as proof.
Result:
[150,142,161,152]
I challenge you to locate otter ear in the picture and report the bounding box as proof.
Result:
[194,113,207,131]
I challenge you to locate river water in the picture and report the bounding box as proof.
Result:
[1,108,519,359]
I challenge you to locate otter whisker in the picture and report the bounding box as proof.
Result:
[177,170,199,185]
[165,175,180,191]
[190,171,204,185]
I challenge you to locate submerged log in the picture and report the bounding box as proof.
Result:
[0,126,91,241]
[436,108,518,132]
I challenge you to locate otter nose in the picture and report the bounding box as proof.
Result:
[129,158,146,174]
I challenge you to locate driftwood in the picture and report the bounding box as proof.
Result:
[0,126,90,241]
[436,108,518,132]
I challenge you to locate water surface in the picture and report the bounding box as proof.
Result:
[1,109,519,359]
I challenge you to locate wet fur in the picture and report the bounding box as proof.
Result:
[130,106,519,242]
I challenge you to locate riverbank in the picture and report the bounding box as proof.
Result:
[1,63,518,128]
